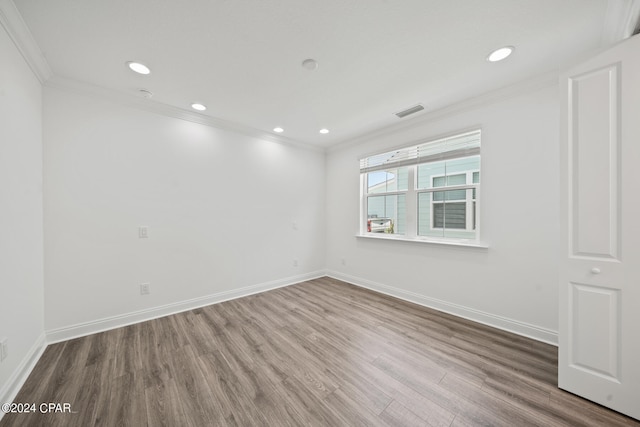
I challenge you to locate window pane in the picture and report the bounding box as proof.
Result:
[417,161,446,189]
[386,170,398,192]
[397,167,409,191]
[367,194,405,235]
[367,168,408,194]
[396,193,406,234]
[367,171,387,194]
[417,156,479,190]
[433,202,466,229]
[418,191,476,239]
[452,156,480,176]
[432,189,465,201]
[418,193,441,237]
[433,176,446,187]
[473,171,480,183]
[446,174,466,186]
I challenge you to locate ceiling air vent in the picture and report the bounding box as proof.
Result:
[395,104,424,118]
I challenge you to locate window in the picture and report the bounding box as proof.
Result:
[365,168,408,235]
[360,130,481,242]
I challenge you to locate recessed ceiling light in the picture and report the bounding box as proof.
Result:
[302,59,318,70]
[191,103,207,111]
[126,61,151,75]
[319,128,329,134]
[273,127,284,133]
[487,46,514,62]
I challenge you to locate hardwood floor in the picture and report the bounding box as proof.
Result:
[2,277,638,426]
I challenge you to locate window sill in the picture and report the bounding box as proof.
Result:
[355,233,489,249]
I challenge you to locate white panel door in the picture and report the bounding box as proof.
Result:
[559,34,640,420]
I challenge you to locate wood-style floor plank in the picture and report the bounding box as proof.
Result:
[2,276,639,427]
[106,370,147,427]
[379,399,432,427]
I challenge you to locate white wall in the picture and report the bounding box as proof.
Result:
[43,87,326,335]
[326,83,560,343]
[0,25,45,398]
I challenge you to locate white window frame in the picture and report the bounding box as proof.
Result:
[359,130,482,246]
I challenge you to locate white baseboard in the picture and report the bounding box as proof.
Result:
[5,267,555,423]
[0,333,47,423]
[46,270,326,344]
[326,270,558,346]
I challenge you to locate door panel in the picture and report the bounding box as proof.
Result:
[559,34,640,421]
[569,65,620,259]
[569,282,620,380]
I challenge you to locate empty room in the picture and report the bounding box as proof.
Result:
[1,0,639,425]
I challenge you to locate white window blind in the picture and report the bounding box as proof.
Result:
[359,130,481,173]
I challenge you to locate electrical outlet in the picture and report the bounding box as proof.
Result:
[341,258,346,266]
[0,338,8,362]
[292,259,298,267]
[138,226,149,239]
[140,283,150,295]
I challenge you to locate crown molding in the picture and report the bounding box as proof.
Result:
[326,69,559,153]
[0,0,52,83]
[45,76,324,153]
[601,0,640,45]
[0,0,319,153]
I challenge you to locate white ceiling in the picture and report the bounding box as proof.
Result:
[10,0,630,148]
